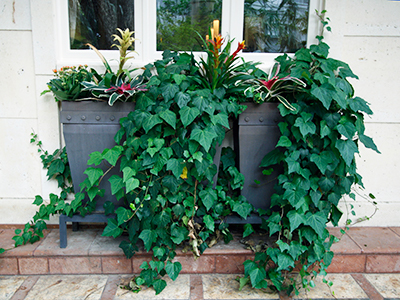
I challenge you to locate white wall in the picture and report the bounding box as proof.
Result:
[325,0,400,226]
[0,0,399,226]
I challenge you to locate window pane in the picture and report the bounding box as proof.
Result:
[243,0,309,53]
[157,0,222,52]
[69,0,135,50]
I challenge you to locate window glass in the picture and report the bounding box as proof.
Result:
[157,0,222,52]
[68,0,135,50]
[243,0,309,53]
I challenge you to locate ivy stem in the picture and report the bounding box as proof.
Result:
[277,208,284,241]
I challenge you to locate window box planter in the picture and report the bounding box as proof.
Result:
[59,100,135,247]
[237,102,282,213]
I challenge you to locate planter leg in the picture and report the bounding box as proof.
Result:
[59,215,67,248]
[72,222,80,232]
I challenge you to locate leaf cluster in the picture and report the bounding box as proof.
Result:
[241,30,379,294]
[78,50,252,294]
[41,65,95,101]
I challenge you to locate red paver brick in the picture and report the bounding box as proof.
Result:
[328,227,362,254]
[326,254,366,273]
[100,275,121,300]
[389,227,400,237]
[215,255,246,273]
[49,257,102,274]
[88,232,125,256]
[346,227,400,254]
[19,257,49,275]
[10,276,40,300]
[366,255,400,273]
[190,274,203,300]
[174,255,216,274]
[102,256,132,274]
[351,274,384,300]
[34,229,99,256]
[0,257,18,275]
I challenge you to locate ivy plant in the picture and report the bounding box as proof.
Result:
[77,50,252,294]
[239,14,380,294]
[0,133,73,254]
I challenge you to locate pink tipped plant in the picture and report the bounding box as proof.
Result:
[244,63,306,110]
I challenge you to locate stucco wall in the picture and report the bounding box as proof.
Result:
[0,0,399,226]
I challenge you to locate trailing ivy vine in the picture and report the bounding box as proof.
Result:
[239,14,380,294]
[74,50,253,294]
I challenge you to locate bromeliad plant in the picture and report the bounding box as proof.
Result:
[239,14,380,294]
[194,33,256,95]
[243,62,306,110]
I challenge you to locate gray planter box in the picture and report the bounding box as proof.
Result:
[237,102,282,212]
[59,101,135,247]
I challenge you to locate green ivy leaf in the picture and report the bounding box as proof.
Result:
[109,175,124,196]
[304,212,327,238]
[160,82,179,101]
[337,120,356,140]
[335,139,359,167]
[153,279,167,295]
[172,74,186,85]
[210,113,230,128]
[166,158,185,179]
[33,195,43,206]
[203,215,215,232]
[116,207,134,226]
[84,167,104,186]
[359,134,380,153]
[190,127,217,152]
[153,246,166,259]
[126,177,140,193]
[318,176,335,192]
[243,223,255,238]
[260,148,285,168]
[249,267,266,287]
[143,114,163,133]
[199,188,217,211]
[47,159,65,177]
[287,210,306,232]
[294,112,316,137]
[139,229,158,252]
[170,223,188,244]
[175,92,191,108]
[232,202,253,219]
[159,110,177,129]
[179,106,200,127]
[287,241,307,260]
[165,261,182,281]
[119,240,137,259]
[349,97,373,114]
[283,187,307,210]
[276,253,295,271]
[102,146,123,166]
[103,201,115,215]
[122,167,136,182]
[310,152,333,174]
[102,218,123,238]
[276,136,292,148]
[311,83,335,109]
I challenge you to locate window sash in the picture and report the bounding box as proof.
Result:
[55,0,323,69]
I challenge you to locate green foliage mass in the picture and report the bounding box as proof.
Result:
[76,50,252,294]
[241,20,379,294]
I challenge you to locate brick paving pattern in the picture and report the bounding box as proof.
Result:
[0,227,400,299]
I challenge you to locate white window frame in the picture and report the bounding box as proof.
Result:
[54,0,324,70]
